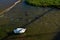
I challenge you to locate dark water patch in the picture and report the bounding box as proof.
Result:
[52,23,60,40]
[53,31,60,40]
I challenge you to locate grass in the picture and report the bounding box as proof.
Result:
[25,0,60,8]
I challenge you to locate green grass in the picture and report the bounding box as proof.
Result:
[25,0,60,7]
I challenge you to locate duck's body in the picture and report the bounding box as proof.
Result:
[13,28,26,34]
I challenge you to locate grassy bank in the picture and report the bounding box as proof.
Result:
[25,0,60,8]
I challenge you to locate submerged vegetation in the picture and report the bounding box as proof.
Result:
[0,0,60,40]
[25,0,60,8]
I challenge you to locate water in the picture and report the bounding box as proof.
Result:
[0,0,59,28]
[0,0,17,11]
[0,0,60,40]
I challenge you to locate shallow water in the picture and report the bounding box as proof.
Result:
[0,0,60,40]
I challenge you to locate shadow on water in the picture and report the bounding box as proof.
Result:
[52,23,60,40]
[53,31,60,40]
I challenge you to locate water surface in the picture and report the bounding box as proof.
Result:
[0,0,60,40]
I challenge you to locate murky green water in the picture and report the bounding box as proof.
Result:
[0,0,60,40]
